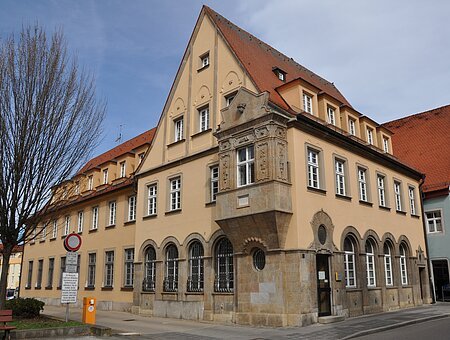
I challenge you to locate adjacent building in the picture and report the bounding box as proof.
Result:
[0,245,23,290]
[384,105,450,300]
[21,6,432,327]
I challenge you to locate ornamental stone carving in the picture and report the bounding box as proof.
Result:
[220,153,231,190]
[256,142,269,181]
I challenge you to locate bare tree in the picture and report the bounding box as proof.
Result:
[0,26,105,308]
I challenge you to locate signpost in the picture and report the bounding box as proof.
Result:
[61,233,82,322]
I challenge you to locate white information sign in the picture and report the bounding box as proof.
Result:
[66,252,78,265]
[61,272,79,304]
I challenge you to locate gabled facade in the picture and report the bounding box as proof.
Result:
[20,129,155,310]
[132,6,431,326]
[385,105,450,301]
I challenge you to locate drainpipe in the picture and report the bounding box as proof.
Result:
[419,177,436,303]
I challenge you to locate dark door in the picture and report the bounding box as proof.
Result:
[432,260,450,301]
[316,254,331,316]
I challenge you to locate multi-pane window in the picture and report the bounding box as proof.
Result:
[164,245,179,292]
[307,149,320,189]
[348,118,356,136]
[174,118,183,142]
[210,166,219,202]
[400,244,408,285]
[408,187,416,215]
[120,161,126,178]
[41,224,46,241]
[365,240,376,287]
[358,168,368,201]
[426,211,443,233]
[91,206,99,230]
[188,241,204,292]
[124,249,134,287]
[88,175,94,190]
[36,259,43,288]
[103,169,108,184]
[64,216,70,235]
[225,92,236,107]
[201,53,209,68]
[77,211,84,233]
[52,220,58,239]
[108,201,116,226]
[335,159,346,196]
[344,237,356,288]
[327,107,336,125]
[75,181,80,195]
[394,181,402,211]
[128,195,137,221]
[59,257,66,288]
[104,251,114,288]
[147,184,157,215]
[303,93,313,114]
[87,253,96,288]
[384,243,393,286]
[215,238,234,292]
[143,246,156,292]
[199,107,209,132]
[237,145,255,187]
[377,175,386,207]
[27,261,33,288]
[383,138,389,153]
[169,177,181,211]
[367,128,374,145]
[47,258,54,288]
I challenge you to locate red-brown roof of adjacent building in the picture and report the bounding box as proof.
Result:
[204,6,352,111]
[77,128,156,174]
[0,245,23,253]
[384,104,450,194]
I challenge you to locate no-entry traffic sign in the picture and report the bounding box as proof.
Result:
[63,232,82,252]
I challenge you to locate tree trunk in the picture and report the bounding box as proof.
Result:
[0,246,12,309]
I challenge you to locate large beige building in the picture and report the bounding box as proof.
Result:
[22,6,431,327]
[0,245,23,291]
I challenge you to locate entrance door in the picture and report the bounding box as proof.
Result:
[316,254,331,316]
[432,260,450,301]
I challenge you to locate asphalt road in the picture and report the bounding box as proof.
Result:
[353,318,450,340]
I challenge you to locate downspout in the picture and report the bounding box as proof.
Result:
[419,177,436,303]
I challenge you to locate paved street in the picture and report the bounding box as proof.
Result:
[38,302,450,339]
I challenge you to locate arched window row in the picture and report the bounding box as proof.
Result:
[342,233,411,289]
[142,237,234,293]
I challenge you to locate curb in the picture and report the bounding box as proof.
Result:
[341,314,450,339]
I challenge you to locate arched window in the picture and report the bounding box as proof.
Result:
[344,236,356,288]
[215,238,233,292]
[365,239,376,287]
[188,241,204,292]
[143,246,156,292]
[384,242,393,286]
[400,243,408,285]
[164,244,178,292]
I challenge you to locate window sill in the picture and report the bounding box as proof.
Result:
[359,200,373,207]
[45,286,53,290]
[35,286,41,290]
[191,128,212,138]
[205,201,216,207]
[367,286,381,291]
[141,291,155,294]
[335,194,352,201]
[84,286,95,291]
[105,224,116,229]
[396,210,407,215]
[101,287,113,291]
[124,220,136,226]
[167,139,185,148]
[57,287,61,290]
[49,237,56,242]
[77,231,83,235]
[143,214,157,220]
[61,235,67,239]
[197,64,209,72]
[88,228,98,233]
[162,291,178,295]
[185,291,204,295]
[212,291,234,295]
[121,287,134,292]
[345,287,361,292]
[25,286,31,290]
[411,214,420,219]
[307,186,326,195]
[29,242,35,245]
[379,205,391,211]
[165,209,182,216]
[39,240,46,243]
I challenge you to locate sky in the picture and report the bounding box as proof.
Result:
[1,0,449,158]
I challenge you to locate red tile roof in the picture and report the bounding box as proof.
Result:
[384,104,450,193]
[204,6,352,111]
[0,245,23,253]
[77,128,156,174]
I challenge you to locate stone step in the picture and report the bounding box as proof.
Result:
[318,315,346,324]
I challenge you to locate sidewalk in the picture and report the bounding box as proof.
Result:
[42,302,450,339]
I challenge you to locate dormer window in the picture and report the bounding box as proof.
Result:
[327,107,336,125]
[303,93,313,114]
[88,175,93,190]
[199,52,209,70]
[103,169,108,184]
[120,161,126,177]
[272,67,286,82]
[383,137,389,153]
[367,128,374,145]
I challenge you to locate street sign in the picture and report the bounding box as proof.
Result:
[66,252,78,273]
[63,232,82,252]
[61,272,79,304]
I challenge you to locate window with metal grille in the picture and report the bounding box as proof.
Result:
[104,251,114,288]
[188,241,204,292]
[164,245,178,292]
[384,242,393,286]
[253,249,265,271]
[215,238,234,292]
[344,237,356,288]
[87,253,96,288]
[124,249,134,287]
[143,246,156,292]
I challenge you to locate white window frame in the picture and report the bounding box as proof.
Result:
[303,93,313,114]
[400,245,408,285]
[383,137,389,153]
[425,210,443,233]
[77,211,84,233]
[147,184,157,215]
[169,177,181,211]
[377,175,386,207]
[408,186,416,215]
[358,168,368,202]
[335,159,346,196]
[210,166,219,202]
[103,169,108,184]
[348,118,356,136]
[201,54,209,68]
[88,175,94,190]
[91,206,99,230]
[366,241,376,287]
[278,72,285,81]
[124,248,134,288]
[108,201,116,226]
[199,106,209,132]
[41,224,46,241]
[327,107,336,125]
[120,161,126,178]
[64,216,70,236]
[384,243,393,286]
[52,220,58,239]
[394,181,402,211]
[128,195,136,222]
[174,117,183,142]
[237,145,255,187]
[367,128,374,145]
[344,237,356,288]
[307,148,320,189]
